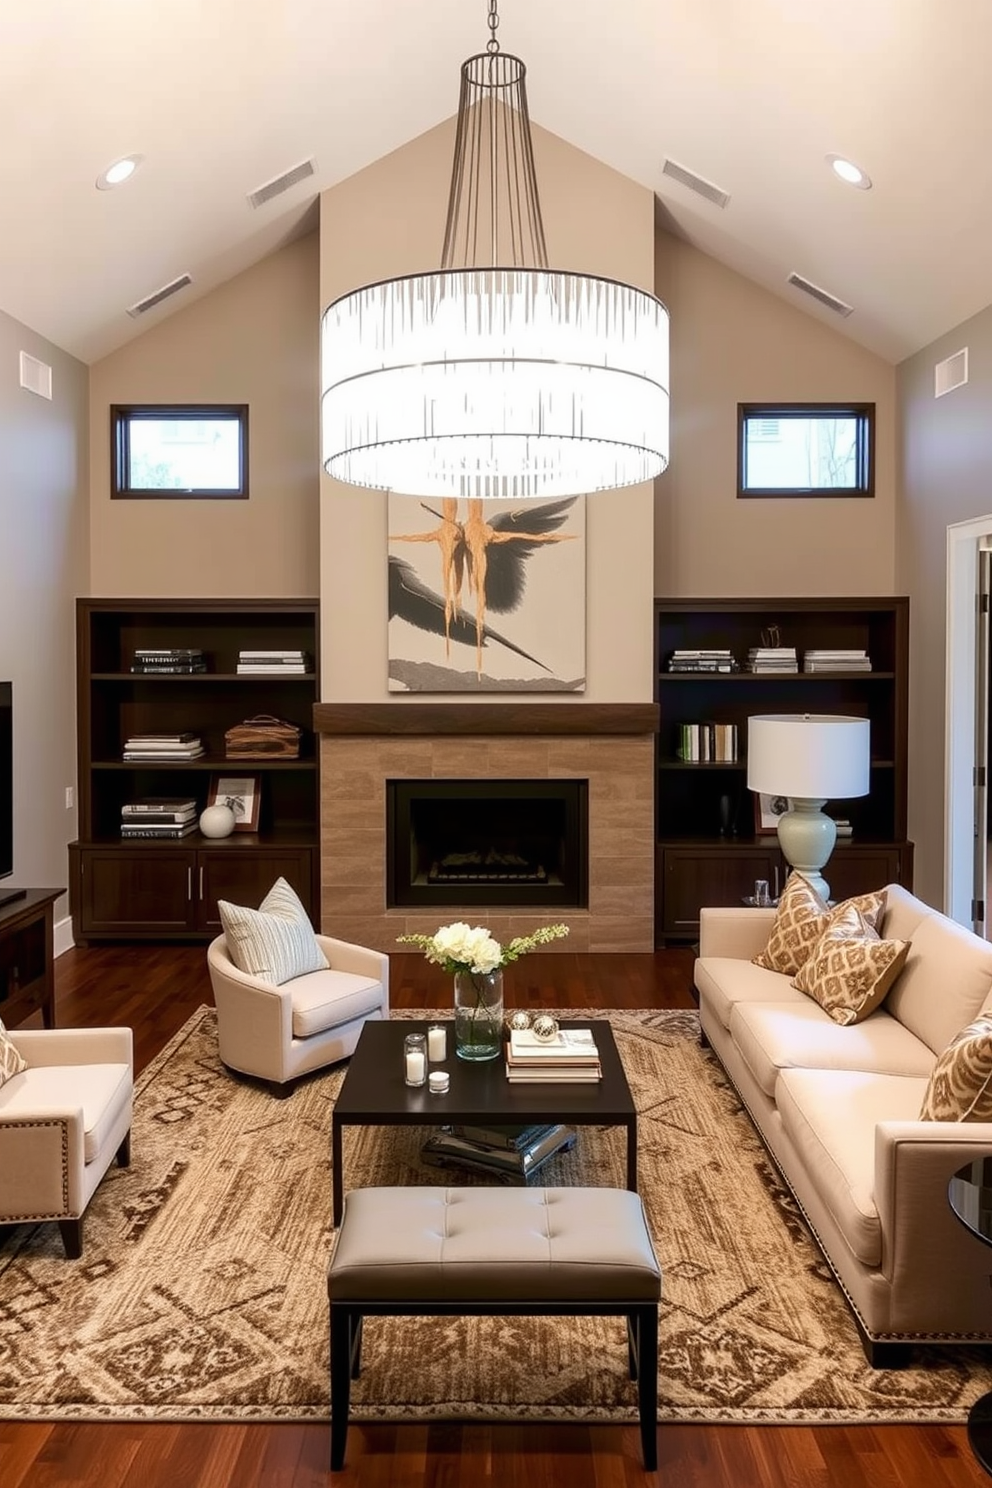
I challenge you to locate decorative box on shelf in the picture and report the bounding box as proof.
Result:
[224,714,302,760]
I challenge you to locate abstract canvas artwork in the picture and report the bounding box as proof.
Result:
[387,495,586,693]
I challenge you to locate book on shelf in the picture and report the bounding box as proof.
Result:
[133,648,204,660]
[121,806,197,825]
[120,822,198,839]
[121,796,198,815]
[667,649,739,673]
[237,650,307,660]
[122,749,205,761]
[236,664,308,674]
[833,818,854,838]
[123,736,204,751]
[802,650,872,672]
[676,721,738,762]
[120,733,199,746]
[130,662,208,674]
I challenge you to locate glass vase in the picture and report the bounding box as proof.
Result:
[453,969,504,1061]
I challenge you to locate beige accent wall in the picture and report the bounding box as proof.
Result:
[654,230,897,598]
[87,233,320,597]
[318,118,657,704]
[0,311,89,913]
[897,302,992,909]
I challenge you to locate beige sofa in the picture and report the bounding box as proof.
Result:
[695,883,992,1364]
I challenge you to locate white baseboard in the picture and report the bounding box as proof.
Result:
[54,913,75,958]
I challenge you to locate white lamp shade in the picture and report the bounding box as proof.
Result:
[747,714,870,800]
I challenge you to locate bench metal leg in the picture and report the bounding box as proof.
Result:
[634,1304,658,1471]
[329,1303,356,1470]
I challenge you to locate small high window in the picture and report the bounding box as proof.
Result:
[111,405,248,499]
[738,403,874,498]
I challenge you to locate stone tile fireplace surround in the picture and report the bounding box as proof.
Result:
[315,704,658,954]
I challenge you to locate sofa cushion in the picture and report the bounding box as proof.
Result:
[753,874,886,977]
[883,912,992,1055]
[919,1014,992,1121]
[0,1018,26,1089]
[792,902,911,1025]
[290,969,386,1039]
[218,877,329,986]
[694,956,806,1032]
[877,882,937,943]
[0,1062,132,1162]
[730,1001,935,1099]
[775,1068,930,1267]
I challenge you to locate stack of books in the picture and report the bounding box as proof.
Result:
[120,796,199,839]
[667,649,738,673]
[505,1026,602,1083]
[131,647,206,674]
[802,649,872,672]
[746,646,798,674]
[122,732,205,762]
[833,817,854,838]
[421,1123,577,1183]
[676,721,738,762]
[236,649,310,675]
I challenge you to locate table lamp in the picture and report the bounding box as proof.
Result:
[747,713,870,901]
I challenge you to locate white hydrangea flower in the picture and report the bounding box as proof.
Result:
[432,921,473,962]
[469,935,503,974]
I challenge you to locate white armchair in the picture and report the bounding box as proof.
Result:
[0,1025,133,1258]
[207,933,389,1095]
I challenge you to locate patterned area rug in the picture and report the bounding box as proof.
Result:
[2,1005,991,1423]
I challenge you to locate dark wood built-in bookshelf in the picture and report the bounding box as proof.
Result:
[654,597,913,944]
[69,598,319,942]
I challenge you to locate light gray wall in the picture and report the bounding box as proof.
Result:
[897,306,992,909]
[0,313,89,916]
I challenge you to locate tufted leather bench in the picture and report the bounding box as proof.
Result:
[327,1184,662,1470]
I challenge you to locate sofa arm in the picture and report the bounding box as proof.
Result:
[698,906,776,961]
[318,936,390,1006]
[874,1120,992,1280]
[8,1027,133,1069]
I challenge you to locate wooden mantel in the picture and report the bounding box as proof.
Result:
[312,703,659,736]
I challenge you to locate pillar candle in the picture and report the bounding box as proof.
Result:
[427,1025,447,1062]
[405,1049,426,1084]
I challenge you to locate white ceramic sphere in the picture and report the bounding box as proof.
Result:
[199,803,237,839]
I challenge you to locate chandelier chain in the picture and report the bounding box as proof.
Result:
[486,0,500,54]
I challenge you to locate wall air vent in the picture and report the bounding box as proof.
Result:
[935,348,969,398]
[787,273,853,318]
[19,351,52,399]
[126,274,193,319]
[661,158,731,209]
[247,158,316,210]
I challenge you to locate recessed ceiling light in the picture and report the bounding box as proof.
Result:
[826,154,872,190]
[96,154,144,191]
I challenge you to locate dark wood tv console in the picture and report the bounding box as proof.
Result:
[0,888,62,1028]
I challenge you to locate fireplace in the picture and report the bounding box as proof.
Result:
[387,779,588,909]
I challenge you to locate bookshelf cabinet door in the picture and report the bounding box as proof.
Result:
[659,845,782,943]
[75,848,196,936]
[196,847,315,931]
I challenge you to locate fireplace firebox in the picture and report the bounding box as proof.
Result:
[386,779,588,909]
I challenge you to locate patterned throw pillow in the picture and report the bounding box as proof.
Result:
[753,873,887,977]
[0,1016,27,1088]
[920,1015,992,1121]
[218,877,329,986]
[791,902,910,1025]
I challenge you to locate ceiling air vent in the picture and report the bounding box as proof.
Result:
[935,348,969,398]
[19,351,52,400]
[126,274,193,319]
[247,158,316,210]
[787,273,853,318]
[661,158,730,209]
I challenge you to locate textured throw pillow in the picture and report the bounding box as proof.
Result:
[753,873,887,977]
[792,902,910,1025]
[218,877,328,986]
[0,1016,27,1088]
[920,1015,992,1121]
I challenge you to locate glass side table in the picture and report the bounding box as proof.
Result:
[948,1157,992,1476]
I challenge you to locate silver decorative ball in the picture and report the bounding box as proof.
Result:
[531,1013,560,1044]
[508,1010,532,1033]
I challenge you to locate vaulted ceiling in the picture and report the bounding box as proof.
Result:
[4,0,990,365]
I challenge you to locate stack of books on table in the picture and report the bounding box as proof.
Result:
[122,732,205,762]
[802,649,872,672]
[120,796,199,839]
[505,1027,602,1083]
[236,649,310,675]
[746,646,798,674]
[131,648,206,674]
[666,649,739,673]
[421,1123,577,1184]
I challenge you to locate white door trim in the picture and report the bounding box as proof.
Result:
[946,515,992,924]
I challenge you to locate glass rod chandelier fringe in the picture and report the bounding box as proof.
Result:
[320,3,670,499]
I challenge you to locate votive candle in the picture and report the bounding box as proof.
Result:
[427,1024,447,1062]
[404,1032,427,1087]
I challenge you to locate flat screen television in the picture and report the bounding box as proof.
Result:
[0,682,24,909]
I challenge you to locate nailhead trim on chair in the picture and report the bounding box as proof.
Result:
[0,1117,71,1220]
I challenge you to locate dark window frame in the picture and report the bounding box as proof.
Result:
[737,402,875,499]
[111,404,249,499]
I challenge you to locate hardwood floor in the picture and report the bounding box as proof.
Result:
[0,943,987,1487]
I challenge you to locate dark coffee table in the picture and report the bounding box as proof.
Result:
[331,1018,637,1226]
[948,1157,992,1476]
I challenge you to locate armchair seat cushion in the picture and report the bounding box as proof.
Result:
[291,970,387,1039]
[0,1062,131,1162]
